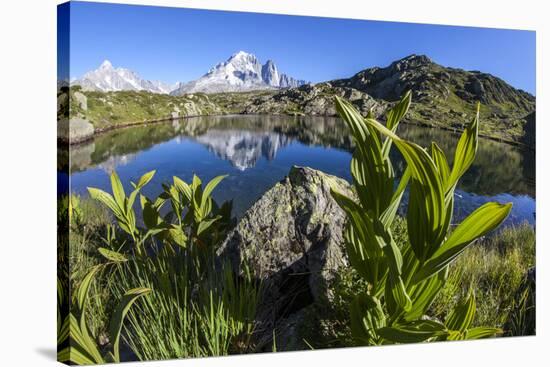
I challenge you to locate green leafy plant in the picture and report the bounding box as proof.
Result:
[57,264,150,365]
[69,194,84,226]
[84,171,259,361]
[158,174,232,256]
[88,171,156,256]
[331,91,511,345]
[89,170,231,258]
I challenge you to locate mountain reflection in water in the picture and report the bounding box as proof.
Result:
[195,129,291,170]
[65,115,535,226]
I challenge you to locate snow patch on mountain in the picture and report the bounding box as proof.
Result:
[171,51,306,95]
[72,52,306,95]
[72,60,176,94]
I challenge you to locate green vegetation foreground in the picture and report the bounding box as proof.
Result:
[58,92,535,364]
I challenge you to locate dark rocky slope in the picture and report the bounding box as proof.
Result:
[244,55,535,144]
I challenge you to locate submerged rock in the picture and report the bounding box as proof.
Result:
[218,166,353,350]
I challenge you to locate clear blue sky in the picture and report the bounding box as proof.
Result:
[63,1,536,94]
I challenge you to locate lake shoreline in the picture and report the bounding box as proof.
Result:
[59,112,534,151]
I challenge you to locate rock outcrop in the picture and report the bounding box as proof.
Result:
[73,91,88,111]
[244,54,535,144]
[57,118,95,144]
[331,54,534,109]
[218,166,353,350]
[244,82,386,117]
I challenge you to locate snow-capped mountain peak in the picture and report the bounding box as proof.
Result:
[172,51,306,94]
[99,59,113,69]
[73,60,175,94]
[73,52,306,95]
[231,50,258,61]
[262,60,280,87]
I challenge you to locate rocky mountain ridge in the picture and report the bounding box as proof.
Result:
[72,52,306,95]
[332,55,533,107]
[72,60,176,94]
[244,54,535,143]
[171,51,306,94]
[65,54,536,145]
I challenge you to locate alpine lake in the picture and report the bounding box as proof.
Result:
[66,115,535,228]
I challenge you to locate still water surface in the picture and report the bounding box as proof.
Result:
[67,115,535,227]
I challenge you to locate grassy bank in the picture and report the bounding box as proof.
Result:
[59,87,533,146]
[430,223,535,333]
[68,87,222,128]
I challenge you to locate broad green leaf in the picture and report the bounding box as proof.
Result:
[331,185,389,288]
[167,184,182,222]
[413,202,512,283]
[350,151,393,217]
[117,219,134,237]
[168,184,180,205]
[331,188,381,260]
[57,314,69,345]
[143,227,166,242]
[201,175,227,210]
[380,168,410,228]
[136,170,156,189]
[168,226,187,248]
[67,347,99,365]
[191,174,202,192]
[446,293,476,332]
[431,142,450,186]
[56,347,71,364]
[385,91,412,131]
[359,115,448,261]
[335,97,393,217]
[126,207,136,235]
[109,287,151,363]
[173,176,192,202]
[381,91,412,157]
[404,268,447,321]
[126,189,139,214]
[342,223,380,285]
[110,171,126,209]
[98,247,127,263]
[87,187,122,218]
[377,320,448,343]
[446,104,479,193]
[141,195,162,229]
[192,174,204,220]
[75,265,102,319]
[197,216,221,236]
[465,327,502,339]
[375,220,412,312]
[385,272,412,313]
[74,265,105,361]
[350,293,386,345]
[69,314,103,364]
